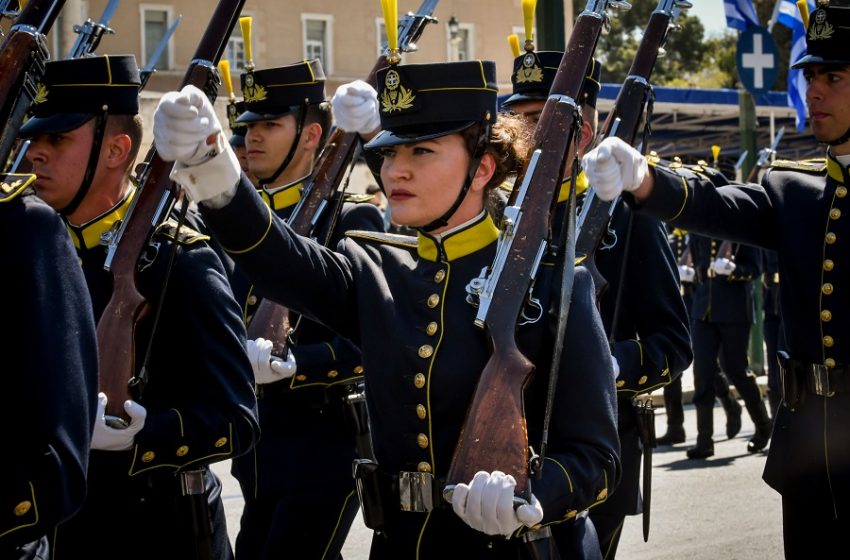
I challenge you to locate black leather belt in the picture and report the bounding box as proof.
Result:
[352,459,447,529]
[778,352,849,409]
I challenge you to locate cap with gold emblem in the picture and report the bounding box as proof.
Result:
[20,55,141,137]
[502,52,602,109]
[227,100,247,148]
[792,1,850,68]
[364,60,498,150]
[237,59,326,123]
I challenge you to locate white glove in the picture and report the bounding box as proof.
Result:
[678,264,696,283]
[154,84,224,167]
[611,355,620,378]
[91,392,147,451]
[332,80,381,135]
[711,257,736,276]
[451,471,544,537]
[582,136,649,202]
[247,338,297,385]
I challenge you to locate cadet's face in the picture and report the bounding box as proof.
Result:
[509,99,545,126]
[26,122,94,211]
[805,64,850,152]
[245,114,297,178]
[379,133,480,231]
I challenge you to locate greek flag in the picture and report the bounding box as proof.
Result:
[777,0,814,131]
[724,0,760,30]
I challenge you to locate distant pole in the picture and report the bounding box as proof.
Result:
[536,0,566,50]
[740,90,765,376]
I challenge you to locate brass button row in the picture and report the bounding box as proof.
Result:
[836,186,847,198]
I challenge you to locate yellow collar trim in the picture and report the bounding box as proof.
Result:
[259,181,303,212]
[559,171,588,203]
[67,188,136,250]
[827,153,845,183]
[417,212,499,262]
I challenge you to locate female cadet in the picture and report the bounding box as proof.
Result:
[153,59,620,559]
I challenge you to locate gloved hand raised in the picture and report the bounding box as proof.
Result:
[91,392,147,451]
[711,257,736,276]
[678,264,696,283]
[247,338,298,385]
[451,470,544,537]
[154,84,224,167]
[332,80,381,136]
[582,136,649,202]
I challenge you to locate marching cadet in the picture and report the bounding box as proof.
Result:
[1,174,98,560]
[581,1,850,555]
[503,44,691,557]
[154,54,620,558]
[22,54,259,559]
[218,50,384,559]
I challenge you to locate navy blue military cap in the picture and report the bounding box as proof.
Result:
[237,59,326,123]
[792,1,850,68]
[502,52,602,109]
[227,100,247,148]
[20,55,141,137]
[364,60,498,150]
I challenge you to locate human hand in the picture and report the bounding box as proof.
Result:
[91,392,147,451]
[582,136,648,201]
[711,258,736,276]
[332,80,381,136]
[154,84,223,167]
[678,264,696,283]
[247,338,297,385]
[451,470,544,537]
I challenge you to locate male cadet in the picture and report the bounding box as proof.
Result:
[581,1,850,555]
[1,174,99,560]
[22,54,260,560]
[503,50,692,559]
[209,59,384,560]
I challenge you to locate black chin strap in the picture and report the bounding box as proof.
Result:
[419,122,491,233]
[827,126,850,147]
[59,109,108,216]
[258,102,308,188]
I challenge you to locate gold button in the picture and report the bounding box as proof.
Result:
[416,404,427,419]
[427,294,440,308]
[597,488,608,501]
[837,186,848,198]
[616,379,625,388]
[417,433,429,448]
[821,309,832,322]
[414,373,426,388]
[426,322,438,336]
[434,270,446,283]
[826,358,836,368]
[353,366,364,374]
[14,501,32,516]
[327,370,338,378]
[295,374,307,381]
[141,451,155,463]
[247,295,258,305]
[638,375,648,385]
[826,232,837,244]
[417,461,432,473]
[176,445,189,457]
[418,345,434,359]
[823,283,834,295]
[215,437,228,448]
[831,208,842,220]
[824,259,835,271]
[824,336,834,347]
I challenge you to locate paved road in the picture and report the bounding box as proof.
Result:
[212,390,785,559]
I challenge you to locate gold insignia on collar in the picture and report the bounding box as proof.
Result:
[515,53,543,84]
[380,69,415,114]
[809,8,835,40]
[243,72,267,103]
[33,83,48,105]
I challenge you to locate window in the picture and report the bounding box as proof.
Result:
[302,14,333,74]
[376,18,386,58]
[447,23,474,62]
[140,5,175,70]
[224,35,246,71]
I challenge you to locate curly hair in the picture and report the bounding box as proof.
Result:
[461,113,531,191]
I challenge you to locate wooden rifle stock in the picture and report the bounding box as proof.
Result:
[97,0,246,424]
[576,0,686,295]
[247,0,439,354]
[445,4,610,501]
[0,0,65,166]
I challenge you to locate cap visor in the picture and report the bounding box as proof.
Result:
[235,109,296,124]
[364,121,476,150]
[501,92,547,108]
[19,113,94,137]
[791,54,850,69]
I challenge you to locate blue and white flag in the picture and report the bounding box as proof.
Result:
[777,0,814,131]
[724,0,760,30]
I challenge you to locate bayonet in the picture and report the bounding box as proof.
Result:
[66,0,120,58]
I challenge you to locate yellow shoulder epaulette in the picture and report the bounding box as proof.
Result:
[0,173,35,203]
[346,230,418,249]
[154,217,210,245]
[343,192,375,204]
[770,158,827,174]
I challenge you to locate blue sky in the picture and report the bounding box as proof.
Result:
[689,0,729,36]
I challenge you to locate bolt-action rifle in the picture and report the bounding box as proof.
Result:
[66,0,120,58]
[97,0,246,426]
[444,0,617,503]
[746,126,785,183]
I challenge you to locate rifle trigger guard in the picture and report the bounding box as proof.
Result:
[519,289,543,326]
[138,241,161,272]
[600,226,618,251]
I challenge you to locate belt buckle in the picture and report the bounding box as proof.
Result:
[811,364,836,397]
[398,471,434,512]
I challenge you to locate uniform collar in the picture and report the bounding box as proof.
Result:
[417,211,499,262]
[66,187,135,251]
[258,179,304,212]
[829,151,850,181]
[559,170,588,203]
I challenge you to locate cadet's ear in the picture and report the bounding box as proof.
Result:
[577,118,594,157]
[103,132,133,170]
[471,152,497,193]
[301,122,324,151]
